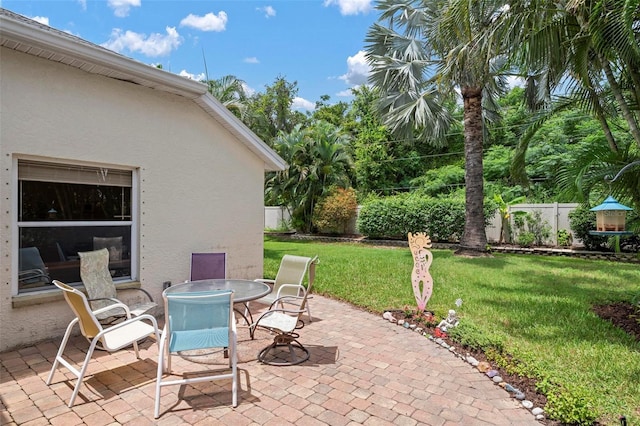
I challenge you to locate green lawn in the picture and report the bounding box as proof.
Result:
[264,236,640,425]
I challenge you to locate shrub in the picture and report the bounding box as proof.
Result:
[536,379,598,425]
[312,187,358,234]
[447,321,502,352]
[528,210,552,245]
[513,210,552,246]
[357,194,495,242]
[557,229,573,247]
[516,231,535,247]
[568,205,608,251]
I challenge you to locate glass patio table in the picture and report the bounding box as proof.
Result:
[164,279,271,329]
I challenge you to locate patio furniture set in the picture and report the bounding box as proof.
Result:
[45,250,319,418]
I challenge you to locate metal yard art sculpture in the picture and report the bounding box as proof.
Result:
[408,232,433,312]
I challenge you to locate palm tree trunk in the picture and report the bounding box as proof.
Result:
[586,86,618,153]
[624,61,640,108]
[600,54,640,149]
[456,86,489,256]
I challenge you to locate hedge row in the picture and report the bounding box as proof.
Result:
[357,195,496,242]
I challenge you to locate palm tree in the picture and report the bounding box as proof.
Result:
[508,0,640,205]
[204,75,248,120]
[366,0,509,255]
[265,123,353,233]
[301,122,353,230]
[509,0,640,173]
[264,127,306,211]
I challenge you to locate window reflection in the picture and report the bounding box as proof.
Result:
[17,160,134,293]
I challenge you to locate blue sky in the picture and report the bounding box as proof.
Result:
[3,0,379,111]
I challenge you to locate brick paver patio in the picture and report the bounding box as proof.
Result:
[1,295,540,425]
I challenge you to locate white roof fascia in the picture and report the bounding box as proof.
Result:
[0,8,286,171]
[0,11,205,98]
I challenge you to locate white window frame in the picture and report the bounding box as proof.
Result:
[12,157,139,295]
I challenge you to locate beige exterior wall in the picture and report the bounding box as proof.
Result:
[0,48,266,350]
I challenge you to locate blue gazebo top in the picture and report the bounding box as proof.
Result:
[590,196,633,212]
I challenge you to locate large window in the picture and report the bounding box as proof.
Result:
[17,160,136,293]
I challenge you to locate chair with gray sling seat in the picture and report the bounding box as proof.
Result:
[79,248,156,321]
[249,256,318,366]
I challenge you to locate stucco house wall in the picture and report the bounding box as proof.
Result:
[0,10,285,351]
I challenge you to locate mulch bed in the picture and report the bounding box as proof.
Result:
[592,302,640,342]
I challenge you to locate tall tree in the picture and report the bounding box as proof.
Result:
[204,75,249,120]
[366,0,509,255]
[265,122,352,233]
[312,95,350,128]
[509,0,640,191]
[244,76,308,145]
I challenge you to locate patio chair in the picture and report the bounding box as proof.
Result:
[93,236,123,261]
[46,280,160,408]
[18,246,50,287]
[79,248,156,321]
[251,254,318,322]
[190,252,226,280]
[154,289,237,418]
[249,257,317,366]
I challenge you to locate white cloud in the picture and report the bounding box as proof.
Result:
[339,50,370,86]
[292,97,315,111]
[257,6,276,18]
[324,0,372,15]
[178,69,206,81]
[102,27,183,57]
[336,88,355,97]
[31,16,50,25]
[77,0,87,11]
[108,0,141,18]
[180,12,228,32]
[244,57,260,64]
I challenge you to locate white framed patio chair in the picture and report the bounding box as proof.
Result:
[249,257,317,366]
[46,280,160,407]
[79,248,156,321]
[251,255,318,322]
[154,289,238,418]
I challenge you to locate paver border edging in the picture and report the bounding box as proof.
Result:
[270,233,640,264]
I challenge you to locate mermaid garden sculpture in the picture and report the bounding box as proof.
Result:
[408,232,433,312]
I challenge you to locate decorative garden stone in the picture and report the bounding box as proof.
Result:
[408,232,434,312]
[477,362,491,372]
[531,407,544,416]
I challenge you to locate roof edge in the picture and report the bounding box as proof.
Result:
[0,9,206,99]
[197,95,287,172]
[0,8,286,171]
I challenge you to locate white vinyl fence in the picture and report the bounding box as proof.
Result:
[266,203,580,246]
[486,203,579,245]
